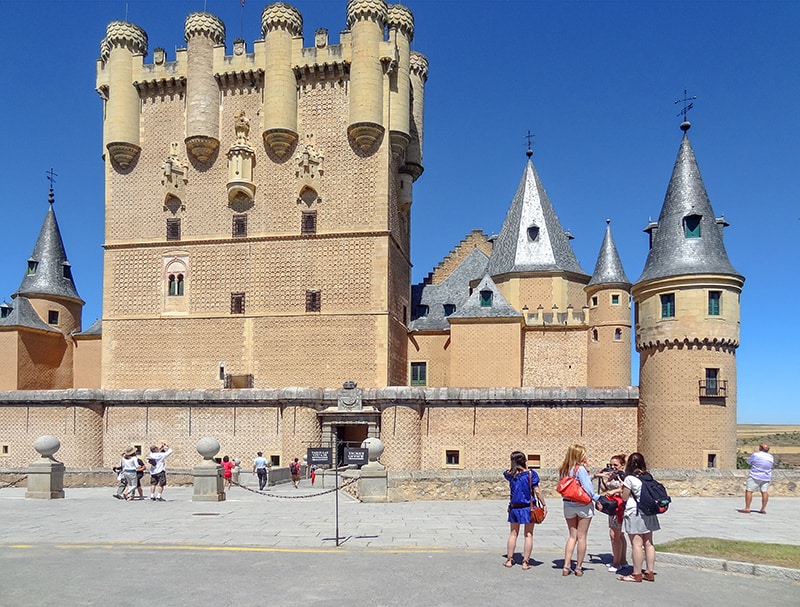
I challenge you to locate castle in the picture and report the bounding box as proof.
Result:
[0,1,743,473]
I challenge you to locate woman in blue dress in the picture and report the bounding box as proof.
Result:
[504,450,547,569]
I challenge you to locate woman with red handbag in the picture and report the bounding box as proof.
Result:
[558,444,600,577]
[503,451,547,570]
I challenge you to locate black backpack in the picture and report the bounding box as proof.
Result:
[636,472,671,515]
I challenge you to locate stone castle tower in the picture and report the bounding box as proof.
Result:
[95,1,427,390]
[633,122,744,469]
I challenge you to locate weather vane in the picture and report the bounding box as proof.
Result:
[46,168,58,204]
[524,130,535,158]
[675,89,697,131]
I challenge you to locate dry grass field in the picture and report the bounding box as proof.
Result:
[737,425,800,468]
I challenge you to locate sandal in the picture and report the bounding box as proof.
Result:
[503,559,514,568]
[521,562,531,571]
[574,568,584,577]
[618,574,643,583]
[643,571,655,582]
[562,568,572,576]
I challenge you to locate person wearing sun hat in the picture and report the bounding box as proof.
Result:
[119,447,139,501]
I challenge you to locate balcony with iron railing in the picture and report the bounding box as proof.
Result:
[699,379,727,399]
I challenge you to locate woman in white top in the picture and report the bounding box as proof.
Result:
[618,452,660,582]
[119,448,139,501]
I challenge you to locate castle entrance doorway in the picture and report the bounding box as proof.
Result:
[334,424,368,465]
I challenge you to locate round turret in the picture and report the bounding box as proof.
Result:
[387,4,414,40]
[184,12,225,163]
[386,5,414,158]
[404,52,428,180]
[102,21,148,168]
[260,3,303,159]
[346,0,388,152]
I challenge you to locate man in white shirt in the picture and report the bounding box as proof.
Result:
[253,451,270,491]
[148,443,174,501]
[737,443,774,514]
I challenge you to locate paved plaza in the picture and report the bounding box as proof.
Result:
[0,475,797,606]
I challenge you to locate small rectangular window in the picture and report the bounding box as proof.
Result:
[270,455,280,467]
[305,290,321,312]
[660,293,675,318]
[708,291,721,316]
[48,310,59,325]
[301,211,317,235]
[166,218,181,241]
[479,290,493,307]
[410,362,427,386]
[527,454,541,469]
[591,296,598,307]
[707,453,717,468]
[232,214,247,238]
[231,292,245,314]
[611,294,620,305]
[1,444,9,456]
[445,450,460,466]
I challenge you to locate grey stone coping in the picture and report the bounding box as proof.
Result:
[0,386,639,406]
[657,552,800,582]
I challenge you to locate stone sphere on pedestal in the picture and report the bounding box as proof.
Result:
[196,437,221,461]
[361,437,385,463]
[33,435,61,458]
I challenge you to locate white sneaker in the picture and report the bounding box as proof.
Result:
[607,564,618,572]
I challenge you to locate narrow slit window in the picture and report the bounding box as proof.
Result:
[166,218,181,241]
[614,328,622,341]
[301,210,317,235]
[231,292,245,314]
[707,453,717,468]
[232,214,247,238]
[660,293,675,318]
[305,290,321,312]
[708,291,721,316]
[48,310,59,325]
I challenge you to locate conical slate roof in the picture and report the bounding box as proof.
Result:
[637,132,741,283]
[15,200,83,304]
[448,274,521,320]
[409,248,489,331]
[0,296,61,333]
[487,159,588,278]
[587,220,630,287]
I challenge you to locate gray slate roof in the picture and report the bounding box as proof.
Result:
[75,317,102,336]
[486,159,589,278]
[587,221,630,287]
[448,274,521,320]
[0,296,61,333]
[15,203,83,304]
[409,248,489,331]
[637,133,742,283]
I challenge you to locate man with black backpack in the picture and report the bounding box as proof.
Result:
[290,458,301,488]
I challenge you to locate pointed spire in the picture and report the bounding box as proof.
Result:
[637,131,741,283]
[14,196,83,304]
[487,158,588,278]
[588,220,630,287]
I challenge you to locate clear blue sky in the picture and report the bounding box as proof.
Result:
[0,1,797,423]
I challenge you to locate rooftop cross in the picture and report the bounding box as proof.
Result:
[45,168,58,204]
[675,89,697,132]
[524,130,535,158]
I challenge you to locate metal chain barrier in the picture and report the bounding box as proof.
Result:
[0,475,27,489]
[232,476,358,499]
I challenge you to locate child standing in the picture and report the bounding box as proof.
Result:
[503,451,547,570]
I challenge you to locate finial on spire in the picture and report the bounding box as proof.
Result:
[45,168,58,205]
[675,89,696,132]
[606,218,611,225]
[524,130,535,158]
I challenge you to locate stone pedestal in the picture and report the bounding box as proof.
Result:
[192,462,226,502]
[26,458,65,499]
[358,464,388,503]
[192,436,226,502]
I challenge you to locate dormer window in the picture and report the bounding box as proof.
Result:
[62,263,72,280]
[479,290,493,307]
[416,305,429,318]
[0,303,11,318]
[684,214,702,238]
[527,226,540,241]
[443,304,456,316]
[27,260,38,275]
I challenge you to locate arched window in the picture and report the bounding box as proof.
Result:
[614,328,622,341]
[527,225,540,241]
[168,273,184,297]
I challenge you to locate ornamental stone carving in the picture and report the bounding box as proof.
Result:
[338,380,363,411]
[227,111,256,204]
[387,4,414,39]
[161,142,189,208]
[102,21,148,60]
[346,0,388,29]
[295,143,323,197]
